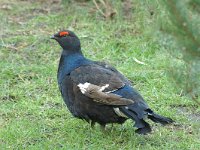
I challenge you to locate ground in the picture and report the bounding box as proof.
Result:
[0,0,199,149]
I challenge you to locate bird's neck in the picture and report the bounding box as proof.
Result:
[61,48,83,56]
[57,50,90,84]
[59,50,85,73]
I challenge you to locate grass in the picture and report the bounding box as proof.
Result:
[0,0,199,149]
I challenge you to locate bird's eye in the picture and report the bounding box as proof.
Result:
[59,31,69,37]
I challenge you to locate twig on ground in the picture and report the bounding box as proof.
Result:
[133,57,146,65]
[92,0,116,19]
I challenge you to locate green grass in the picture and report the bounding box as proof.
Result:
[0,0,199,149]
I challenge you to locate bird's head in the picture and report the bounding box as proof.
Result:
[51,30,81,51]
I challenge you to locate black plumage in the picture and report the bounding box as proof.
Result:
[51,30,173,134]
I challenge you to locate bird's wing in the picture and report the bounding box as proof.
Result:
[70,64,134,106]
[94,61,132,86]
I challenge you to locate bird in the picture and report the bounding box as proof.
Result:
[51,30,174,134]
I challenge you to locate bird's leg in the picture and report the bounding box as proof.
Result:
[90,121,95,128]
[100,124,106,132]
[110,123,114,132]
[120,124,124,130]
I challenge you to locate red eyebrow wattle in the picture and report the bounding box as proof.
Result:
[59,31,69,36]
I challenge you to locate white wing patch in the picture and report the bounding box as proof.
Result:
[99,84,109,91]
[114,108,128,118]
[78,82,109,94]
[77,82,91,94]
[77,82,134,106]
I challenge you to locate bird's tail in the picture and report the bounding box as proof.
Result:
[119,104,173,134]
[146,109,174,125]
[120,106,152,134]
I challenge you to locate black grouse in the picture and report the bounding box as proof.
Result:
[51,30,173,134]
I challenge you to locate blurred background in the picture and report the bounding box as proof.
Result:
[0,0,199,149]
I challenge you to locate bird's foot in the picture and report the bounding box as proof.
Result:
[100,124,106,132]
[90,121,95,129]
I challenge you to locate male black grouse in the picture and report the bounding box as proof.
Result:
[51,30,173,134]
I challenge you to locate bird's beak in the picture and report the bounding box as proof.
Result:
[50,35,55,39]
